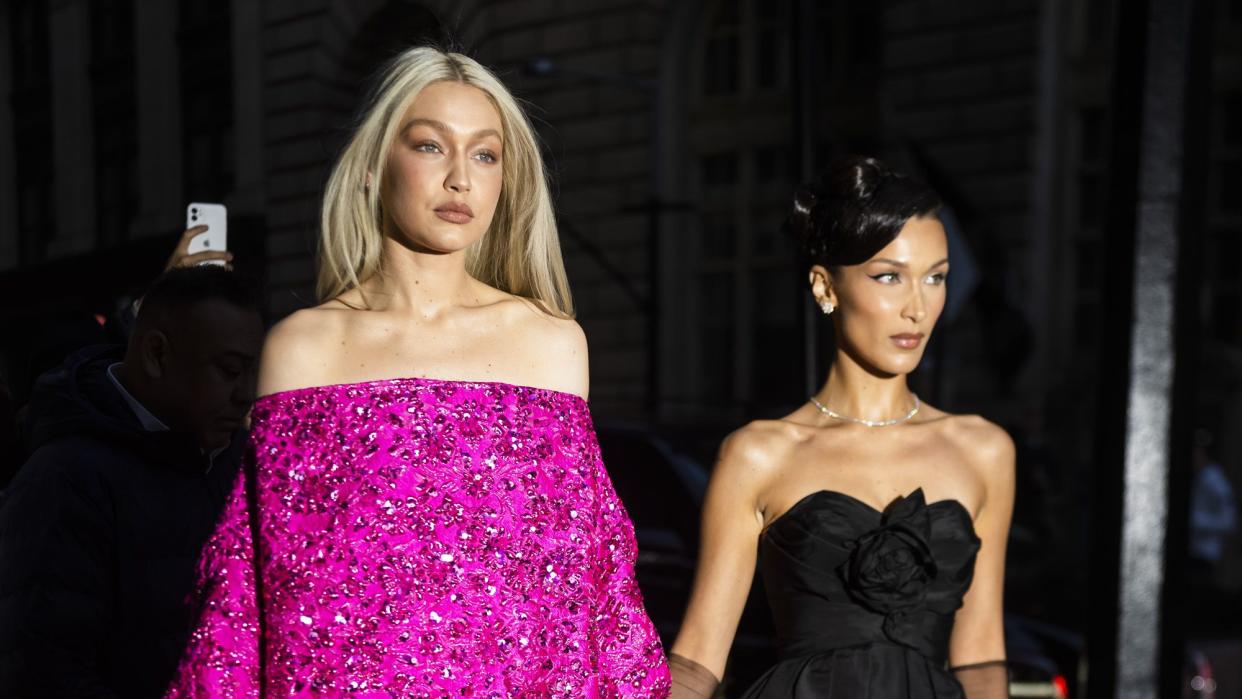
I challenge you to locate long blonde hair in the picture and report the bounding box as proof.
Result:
[317,46,573,316]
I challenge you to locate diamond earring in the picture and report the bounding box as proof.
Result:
[820,301,835,315]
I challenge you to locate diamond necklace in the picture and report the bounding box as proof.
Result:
[808,394,921,427]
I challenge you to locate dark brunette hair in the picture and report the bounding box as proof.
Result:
[786,156,941,269]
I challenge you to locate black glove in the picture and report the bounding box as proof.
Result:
[952,659,1010,699]
[669,653,720,699]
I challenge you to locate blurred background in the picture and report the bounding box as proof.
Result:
[0,0,1238,696]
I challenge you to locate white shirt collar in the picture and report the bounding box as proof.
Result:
[105,362,232,470]
[106,362,169,432]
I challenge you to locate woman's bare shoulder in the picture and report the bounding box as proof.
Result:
[935,412,1016,490]
[257,303,354,397]
[511,296,586,353]
[937,413,1013,458]
[491,294,588,398]
[712,419,810,491]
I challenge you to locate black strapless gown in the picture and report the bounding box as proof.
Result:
[741,488,981,698]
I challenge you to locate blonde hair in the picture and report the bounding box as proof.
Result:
[317,47,573,316]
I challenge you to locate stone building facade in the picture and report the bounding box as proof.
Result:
[1,0,1239,434]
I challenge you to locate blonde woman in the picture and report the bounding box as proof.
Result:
[167,47,669,697]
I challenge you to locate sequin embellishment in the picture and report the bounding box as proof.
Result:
[166,378,670,698]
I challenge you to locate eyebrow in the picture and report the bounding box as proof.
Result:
[869,257,950,269]
[402,117,502,142]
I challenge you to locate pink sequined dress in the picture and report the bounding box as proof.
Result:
[166,378,670,698]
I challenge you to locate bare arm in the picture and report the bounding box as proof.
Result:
[948,423,1016,698]
[669,428,775,688]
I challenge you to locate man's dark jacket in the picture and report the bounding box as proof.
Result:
[0,345,242,698]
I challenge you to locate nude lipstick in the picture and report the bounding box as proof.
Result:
[890,333,925,350]
[434,202,474,224]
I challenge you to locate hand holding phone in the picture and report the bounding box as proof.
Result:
[169,202,231,270]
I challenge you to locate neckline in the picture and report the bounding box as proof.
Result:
[254,376,588,405]
[762,488,973,537]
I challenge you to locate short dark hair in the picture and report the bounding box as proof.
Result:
[786,156,941,269]
[135,266,261,328]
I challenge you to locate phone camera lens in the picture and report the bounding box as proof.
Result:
[191,208,198,214]
[191,215,198,221]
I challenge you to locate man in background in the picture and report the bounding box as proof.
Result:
[0,266,263,698]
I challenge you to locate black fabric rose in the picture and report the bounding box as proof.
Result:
[838,489,938,614]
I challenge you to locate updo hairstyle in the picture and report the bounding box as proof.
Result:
[786,156,941,269]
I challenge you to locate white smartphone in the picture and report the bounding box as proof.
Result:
[186,202,228,265]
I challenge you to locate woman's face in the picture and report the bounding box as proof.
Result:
[381,81,505,254]
[812,215,949,377]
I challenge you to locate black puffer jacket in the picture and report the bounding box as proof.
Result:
[0,345,242,698]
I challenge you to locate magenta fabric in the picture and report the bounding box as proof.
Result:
[166,378,670,698]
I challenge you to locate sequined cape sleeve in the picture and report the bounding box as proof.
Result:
[165,463,260,697]
[165,379,669,697]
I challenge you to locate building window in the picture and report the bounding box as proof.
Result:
[702,1,740,95]
[179,0,234,201]
[754,2,785,89]
[1087,0,1115,41]
[689,145,800,413]
[1206,90,1242,343]
[9,0,54,263]
[698,0,791,98]
[91,0,138,246]
[674,0,882,417]
[1223,92,1241,146]
[1071,106,1108,347]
